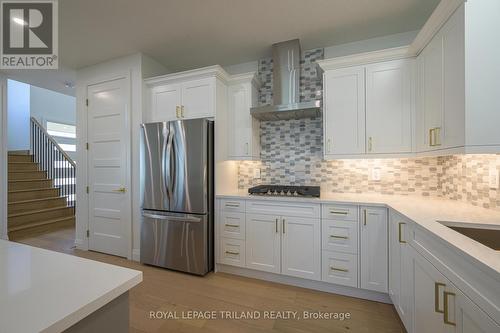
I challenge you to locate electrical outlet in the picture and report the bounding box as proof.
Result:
[253,168,261,179]
[489,168,499,189]
[371,168,381,181]
[289,176,296,183]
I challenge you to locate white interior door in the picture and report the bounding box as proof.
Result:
[87,77,130,258]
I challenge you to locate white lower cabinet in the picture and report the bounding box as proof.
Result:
[245,213,281,274]
[219,238,246,267]
[322,251,358,288]
[281,216,321,280]
[409,245,499,333]
[360,206,388,293]
[219,212,245,240]
[389,210,413,331]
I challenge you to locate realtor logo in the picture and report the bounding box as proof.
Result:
[1,0,58,69]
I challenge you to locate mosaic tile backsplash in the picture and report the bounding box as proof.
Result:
[238,48,500,211]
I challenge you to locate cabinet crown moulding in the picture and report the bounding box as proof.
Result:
[317,46,413,71]
[227,71,261,88]
[145,65,231,86]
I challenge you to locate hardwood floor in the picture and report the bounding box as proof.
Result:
[15,227,405,333]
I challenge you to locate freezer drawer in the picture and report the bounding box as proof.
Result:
[141,210,210,275]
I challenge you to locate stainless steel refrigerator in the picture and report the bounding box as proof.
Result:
[140,119,214,275]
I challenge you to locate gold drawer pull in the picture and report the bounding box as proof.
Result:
[330,267,349,273]
[443,291,456,326]
[398,222,407,244]
[225,250,239,255]
[225,224,239,228]
[329,210,348,215]
[113,187,126,193]
[435,282,446,313]
[330,235,348,239]
[225,203,240,207]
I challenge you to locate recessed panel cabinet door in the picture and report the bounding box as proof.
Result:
[366,59,413,154]
[324,66,366,156]
[360,207,388,293]
[181,78,214,119]
[245,214,281,274]
[410,246,449,333]
[152,84,181,122]
[281,217,321,281]
[228,83,252,158]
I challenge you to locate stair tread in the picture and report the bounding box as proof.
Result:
[8,187,58,193]
[9,216,75,232]
[8,205,71,218]
[8,197,64,205]
[8,179,50,182]
[8,162,37,164]
[8,171,45,173]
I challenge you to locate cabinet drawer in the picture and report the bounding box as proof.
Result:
[219,238,245,267]
[322,220,358,254]
[246,200,320,218]
[219,212,245,240]
[322,204,358,221]
[220,199,245,212]
[322,251,358,288]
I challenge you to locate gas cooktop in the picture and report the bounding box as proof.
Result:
[248,185,320,198]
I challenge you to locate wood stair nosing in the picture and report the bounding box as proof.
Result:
[8,170,47,180]
[8,206,74,227]
[8,179,53,191]
[7,155,33,163]
[8,216,75,239]
[8,197,67,214]
[7,162,39,171]
[8,187,60,202]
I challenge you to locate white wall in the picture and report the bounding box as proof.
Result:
[7,80,30,151]
[30,85,76,126]
[75,53,166,260]
[0,76,7,240]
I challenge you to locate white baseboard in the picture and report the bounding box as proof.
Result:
[74,238,88,250]
[216,264,392,304]
[132,248,140,262]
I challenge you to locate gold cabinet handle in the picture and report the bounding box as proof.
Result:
[330,235,348,239]
[176,106,180,118]
[398,222,407,244]
[329,210,348,215]
[275,218,278,233]
[181,105,185,117]
[330,266,349,273]
[282,218,285,234]
[225,202,240,207]
[434,127,441,146]
[368,137,373,152]
[443,291,456,326]
[435,282,446,313]
[225,250,239,255]
[245,142,249,154]
[363,209,367,226]
[225,224,239,228]
[113,187,126,193]
[429,128,434,147]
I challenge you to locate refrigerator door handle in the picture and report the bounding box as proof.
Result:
[143,212,202,223]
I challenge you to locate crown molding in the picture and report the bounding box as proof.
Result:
[145,65,230,86]
[227,71,261,88]
[316,46,412,71]
[409,0,465,56]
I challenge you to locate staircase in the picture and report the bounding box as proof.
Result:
[8,119,77,239]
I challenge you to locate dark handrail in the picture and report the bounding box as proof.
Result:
[30,117,76,213]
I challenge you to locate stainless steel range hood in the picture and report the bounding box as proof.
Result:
[251,39,321,121]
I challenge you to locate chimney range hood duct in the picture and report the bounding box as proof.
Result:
[251,39,321,121]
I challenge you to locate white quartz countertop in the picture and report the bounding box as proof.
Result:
[0,241,142,333]
[217,190,500,276]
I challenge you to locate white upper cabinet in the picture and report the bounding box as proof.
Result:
[321,58,414,159]
[227,73,260,160]
[145,65,229,123]
[151,83,182,122]
[360,206,388,293]
[323,66,366,157]
[180,78,215,119]
[415,1,500,154]
[366,59,413,154]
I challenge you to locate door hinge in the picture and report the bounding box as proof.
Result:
[86,230,90,238]
[86,186,89,194]
[86,142,89,150]
[86,98,89,107]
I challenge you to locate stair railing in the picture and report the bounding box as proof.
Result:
[30,117,76,213]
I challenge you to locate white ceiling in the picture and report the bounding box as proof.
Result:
[60,0,440,71]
